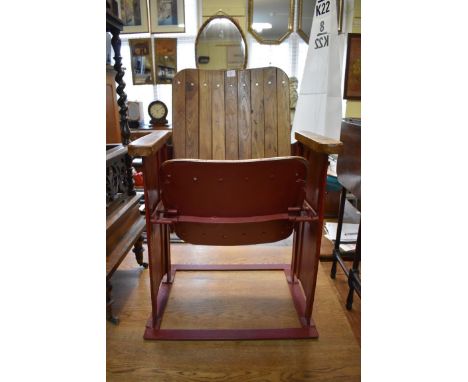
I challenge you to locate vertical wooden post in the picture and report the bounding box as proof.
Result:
[110,26,135,196]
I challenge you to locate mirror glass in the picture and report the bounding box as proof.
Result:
[249,0,293,44]
[195,16,247,70]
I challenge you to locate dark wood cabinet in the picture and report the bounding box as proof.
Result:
[106,9,147,324]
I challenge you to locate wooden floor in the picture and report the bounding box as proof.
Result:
[107,238,361,381]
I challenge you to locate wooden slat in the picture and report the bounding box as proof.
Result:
[263,67,278,157]
[172,71,186,158]
[211,71,225,159]
[199,71,212,159]
[276,69,291,156]
[185,69,199,158]
[237,70,251,159]
[251,69,264,159]
[225,71,239,159]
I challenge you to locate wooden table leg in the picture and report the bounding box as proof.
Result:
[133,235,148,268]
[107,280,120,325]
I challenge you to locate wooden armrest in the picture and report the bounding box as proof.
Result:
[128,130,172,157]
[295,130,343,155]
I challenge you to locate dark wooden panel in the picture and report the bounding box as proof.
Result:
[337,119,361,199]
[211,71,225,160]
[251,69,265,159]
[199,71,212,159]
[263,67,278,157]
[185,69,199,159]
[238,70,252,159]
[172,70,186,158]
[225,71,239,160]
[277,68,291,156]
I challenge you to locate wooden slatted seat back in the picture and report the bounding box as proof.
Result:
[172,67,291,160]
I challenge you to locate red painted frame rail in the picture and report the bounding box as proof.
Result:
[143,263,319,341]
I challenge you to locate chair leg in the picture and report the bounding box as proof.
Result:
[346,270,355,310]
[330,251,338,279]
[133,235,148,268]
[106,280,119,325]
[164,225,173,283]
[346,223,361,310]
[331,187,347,279]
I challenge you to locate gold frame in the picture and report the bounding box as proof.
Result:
[195,14,248,70]
[248,0,295,45]
[297,0,344,44]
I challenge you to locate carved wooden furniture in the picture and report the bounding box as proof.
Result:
[330,118,361,309]
[106,8,147,324]
[129,67,342,340]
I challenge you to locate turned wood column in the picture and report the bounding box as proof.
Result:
[108,18,135,196]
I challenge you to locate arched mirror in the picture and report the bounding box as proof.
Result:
[195,15,248,70]
[248,0,294,44]
[297,0,344,44]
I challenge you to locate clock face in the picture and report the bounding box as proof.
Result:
[150,103,164,117]
[148,101,167,120]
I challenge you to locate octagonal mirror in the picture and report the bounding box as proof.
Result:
[248,0,294,44]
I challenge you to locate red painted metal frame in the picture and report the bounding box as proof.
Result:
[143,263,319,341]
[140,143,329,341]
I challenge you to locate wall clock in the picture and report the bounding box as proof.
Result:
[148,100,168,126]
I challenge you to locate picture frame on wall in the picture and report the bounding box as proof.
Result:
[129,38,155,85]
[343,33,361,100]
[154,38,177,84]
[149,0,185,33]
[117,0,149,34]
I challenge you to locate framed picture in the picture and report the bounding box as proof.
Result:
[343,33,361,100]
[154,38,177,84]
[129,39,155,85]
[117,0,149,34]
[149,0,185,33]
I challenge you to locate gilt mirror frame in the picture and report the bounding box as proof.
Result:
[195,14,248,70]
[297,0,344,44]
[248,0,295,45]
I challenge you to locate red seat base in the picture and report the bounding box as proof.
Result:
[143,264,319,341]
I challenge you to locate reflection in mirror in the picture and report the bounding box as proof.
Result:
[297,0,343,44]
[249,0,294,44]
[195,15,247,70]
[129,38,154,85]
